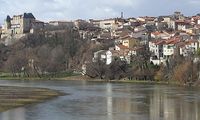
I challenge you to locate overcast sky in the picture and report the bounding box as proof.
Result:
[0,0,200,24]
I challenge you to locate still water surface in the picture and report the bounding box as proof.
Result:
[0,80,200,120]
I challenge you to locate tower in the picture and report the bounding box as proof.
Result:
[121,12,124,19]
[5,15,11,30]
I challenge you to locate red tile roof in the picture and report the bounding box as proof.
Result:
[152,31,161,36]
[192,16,200,21]
[175,20,191,25]
[165,37,181,45]
[151,40,165,45]
[155,40,166,45]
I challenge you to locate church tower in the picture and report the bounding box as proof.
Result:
[121,12,124,19]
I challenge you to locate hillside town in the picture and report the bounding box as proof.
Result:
[0,12,200,84]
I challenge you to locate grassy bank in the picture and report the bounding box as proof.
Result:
[0,71,80,80]
[0,72,195,87]
[87,79,169,84]
[0,86,64,112]
[0,74,179,85]
[64,76,189,86]
[60,75,176,86]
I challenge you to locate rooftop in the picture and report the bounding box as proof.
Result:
[12,13,35,19]
[165,37,181,45]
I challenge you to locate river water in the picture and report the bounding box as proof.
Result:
[0,80,199,120]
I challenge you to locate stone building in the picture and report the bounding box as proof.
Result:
[4,13,36,35]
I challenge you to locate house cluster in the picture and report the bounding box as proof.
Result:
[1,12,200,66]
[92,36,144,65]
[90,17,147,65]
[87,11,200,65]
[149,36,199,65]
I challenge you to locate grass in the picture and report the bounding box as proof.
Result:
[86,78,187,86]
[0,71,81,80]
[0,86,65,112]
[0,72,192,87]
[87,79,166,84]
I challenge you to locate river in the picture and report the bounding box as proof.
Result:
[0,80,199,120]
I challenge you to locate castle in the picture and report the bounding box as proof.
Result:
[1,13,44,38]
[4,13,36,35]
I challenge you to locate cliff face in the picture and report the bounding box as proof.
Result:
[1,34,26,46]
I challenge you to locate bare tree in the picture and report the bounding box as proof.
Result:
[86,59,106,79]
[106,58,128,80]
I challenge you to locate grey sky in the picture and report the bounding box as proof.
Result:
[0,0,200,24]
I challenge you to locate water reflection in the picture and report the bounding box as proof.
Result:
[106,85,200,120]
[1,108,25,120]
[149,86,200,120]
[0,80,200,120]
[106,83,113,120]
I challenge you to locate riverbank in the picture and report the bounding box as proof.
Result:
[0,74,198,87]
[60,75,198,87]
[0,71,80,81]
[0,86,64,112]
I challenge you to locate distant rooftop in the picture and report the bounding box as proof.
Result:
[12,13,35,19]
[23,13,35,19]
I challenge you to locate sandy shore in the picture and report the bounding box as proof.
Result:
[0,86,64,112]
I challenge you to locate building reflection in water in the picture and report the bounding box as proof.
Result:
[106,84,200,120]
[106,83,113,120]
[1,108,25,120]
[106,84,139,120]
[149,86,200,120]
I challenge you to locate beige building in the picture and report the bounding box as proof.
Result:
[49,21,74,28]
[99,18,125,30]
[99,19,118,29]
[89,19,101,27]
[4,13,36,35]
[122,36,140,48]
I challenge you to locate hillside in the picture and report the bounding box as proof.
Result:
[0,28,93,77]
